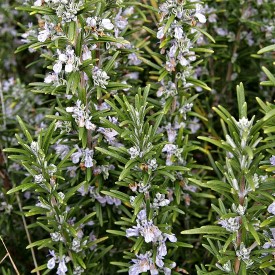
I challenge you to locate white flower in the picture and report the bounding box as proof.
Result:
[73,266,84,275]
[128,146,140,159]
[162,144,177,154]
[128,53,142,65]
[38,29,50,42]
[47,250,56,270]
[126,226,140,238]
[82,46,92,61]
[268,202,275,215]
[66,100,94,130]
[157,26,165,39]
[168,44,177,58]
[86,17,97,27]
[51,232,63,242]
[156,254,164,268]
[141,221,162,243]
[195,4,206,23]
[219,217,240,232]
[174,26,183,39]
[47,257,56,270]
[270,156,275,166]
[163,233,177,242]
[53,61,63,74]
[129,252,153,275]
[34,0,42,6]
[57,257,68,275]
[157,242,167,257]
[84,148,94,168]
[72,238,82,252]
[148,159,158,171]
[58,53,67,62]
[44,73,59,84]
[92,67,109,88]
[97,127,118,144]
[65,63,73,73]
[101,19,114,30]
[55,144,70,159]
[123,7,134,17]
[34,174,45,183]
[85,120,96,130]
[153,193,170,208]
[236,243,252,266]
[71,146,83,164]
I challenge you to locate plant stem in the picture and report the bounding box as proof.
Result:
[0,236,20,275]
[15,193,40,275]
[234,175,246,274]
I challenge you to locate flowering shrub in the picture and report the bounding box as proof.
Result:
[0,0,274,274]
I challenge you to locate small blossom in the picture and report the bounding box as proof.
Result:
[268,202,275,215]
[57,256,68,275]
[218,217,240,232]
[195,4,207,23]
[128,146,141,159]
[34,174,45,183]
[47,257,56,270]
[83,148,94,168]
[129,252,155,275]
[270,155,275,166]
[51,232,63,242]
[92,67,109,88]
[101,19,114,30]
[147,159,158,171]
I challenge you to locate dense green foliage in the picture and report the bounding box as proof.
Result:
[0,0,274,274]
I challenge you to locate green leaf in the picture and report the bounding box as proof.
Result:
[193,26,216,43]
[186,77,211,91]
[106,230,126,237]
[260,216,275,228]
[181,226,228,235]
[164,14,175,35]
[176,242,193,248]
[88,236,108,248]
[74,212,96,228]
[17,116,33,143]
[133,193,144,215]
[95,147,128,164]
[257,44,275,54]
[262,66,275,86]
[7,183,37,194]
[31,264,47,273]
[26,238,52,249]
[67,21,77,42]
[263,108,275,122]
[236,83,246,119]
[138,56,162,70]
[104,51,120,73]
[110,262,130,267]
[248,223,261,245]
[191,47,214,54]
[101,190,130,202]
[260,260,275,269]
[42,120,56,153]
[198,136,226,150]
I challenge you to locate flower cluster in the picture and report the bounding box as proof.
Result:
[92,67,110,89]
[71,146,94,168]
[218,216,240,232]
[86,17,114,38]
[157,1,206,74]
[126,206,177,273]
[53,46,80,75]
[66,100,96,130]
[35,0,84,23]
